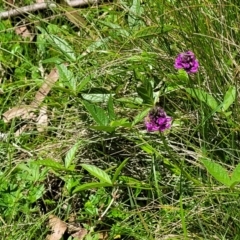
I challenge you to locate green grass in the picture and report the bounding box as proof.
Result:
[1,0,240,239]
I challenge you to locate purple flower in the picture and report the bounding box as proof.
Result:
[145,107,172,132]
[174,51,199,73]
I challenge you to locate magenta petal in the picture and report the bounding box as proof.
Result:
[145,108,172,132]
[174,51,199,74]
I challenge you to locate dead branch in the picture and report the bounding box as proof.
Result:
[0,0,101,20]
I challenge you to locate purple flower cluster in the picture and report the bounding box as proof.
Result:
[174,51,199,73]
[145,107,172,132]
[144,51,199,132]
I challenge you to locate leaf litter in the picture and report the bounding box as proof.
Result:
[46,215,88,240]
[2,68,59,135]
[46,215,67,240]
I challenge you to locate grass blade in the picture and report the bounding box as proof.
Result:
[112,158,130,184]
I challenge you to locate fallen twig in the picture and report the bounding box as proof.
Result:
[0,0,101,20]
[98,188,119,221]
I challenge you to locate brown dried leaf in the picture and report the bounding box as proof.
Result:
[6,0,14,5]
[98,232,109,240]
[2,105,35,123]
[31,68,59,108]
[36,106,48,132]
[71,228,88,240]
[14,124,28,137]
[15,26,34,40]
[46,215,67,240]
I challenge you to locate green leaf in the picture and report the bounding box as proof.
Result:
[73,182,112,193]
[119,176,142,184]
[82,100,109,126]
[162,25,176,33]
[77,75,91,92]
[98,20,130,38]
[137,80,154,105]
[116,97,143,105]
[177,69,189,82]
[202,158,231,186]
[164,73,187,94]
[112,158,130,183]
[82,94,113,103]
[128,0,143,27]
[110,118,131,127]
[119,176,151,189]
[64,177,79,194]
[81,164,112,184]
[107,95,115,121]
[90,125,116,133]
[222,86,236,112]
[56,64,76,92]
[140,143,155,154]
[65,142,80,169]
[42,57,63,64]
[16,163,31,172]
[133,25,175,38]
[82,37,110,56]
[28,185,45,203]
[34,159,67,171]
[230,164,240,187]
[48,35,76,61]
[223,111,232,117]
[131,107,151,126]
[81,88,110,94]
[186,88,219,110]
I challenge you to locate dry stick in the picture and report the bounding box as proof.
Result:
[98,188,119,221]
[0,0,101,19]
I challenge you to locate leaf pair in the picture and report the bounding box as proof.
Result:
[34,141,81,171]
[73,158,129,193]
[83,94,115,125]
[186,85,236,114]
[83,97,133,132]
[137,79,154,105]
[202,158,240,187]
